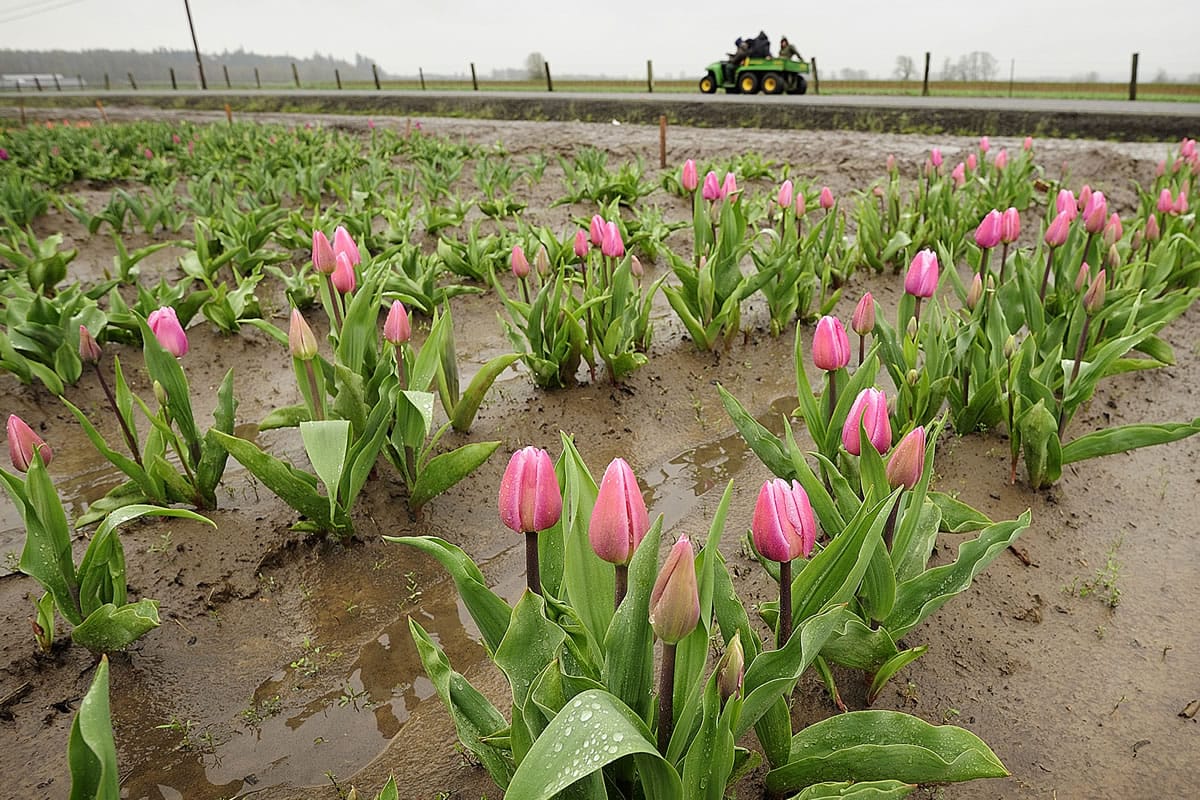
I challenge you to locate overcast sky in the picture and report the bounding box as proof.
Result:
[1,0,1194,81]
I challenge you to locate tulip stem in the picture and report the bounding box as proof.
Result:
[525,531,541,596]
[913,297,923,326]
[998,243,1010,283]
[978,246,990,278]
[657,642,677,753]
[778,560,792,648]
[324,275,344,333]
[1039,247,1056,301]
[614,564,628,610]
[94,364,141,466]
[826,371,837,425]
[883,495,902,553]
[858,335,866,367]
[1061,315,1093,439]
[1080,231,1095,273]
[304,361,324,421]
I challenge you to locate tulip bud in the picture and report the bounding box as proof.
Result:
[1003,334,1017,359]
[7,415,51,472]
[1074,262,1091,292]
[966,153,977,171]
[751,478,816,562]
[332,251,357,294]
[929,147,943,168]
[79,325,101,364]
[994,148,1008,170]
[886,426,926,490]
[332,226,361,267]
[851,293,875,336]
[601,221,625,258]
[498,446,562,534]
[1105,243,1120,272]
[1056,189,1078,220]
[573,229,589,260]
[649,537,700,644]
[1157,188,1174,214]
[904,249,939,298]
[590,214,605,246]
[510,244,530,279]
[288,309,318,360]
[721,172,739,201]
[535,245,551,277]
[1077,185,1092,213]
[630,255,644,277]
[153,380,169,408]
[966,273,984,310]
[147,306,189,358]
[1174,190,1189,215]
[1023,136,1034,151]
[1144,214,1160,242]
[1083,271,1106,313]
[1044,211,1071,248]
[702,171,721,202]
[1083,190,1107,234]
[588,458,649,566]
[842,388,891,455]
[886,153,896,172]
[1155,159,1167,177]
[776,179,794,210]
[1000,207,1020,244]
[383,300,411,345]
[681,159,698,192]
[793,191,806,217]
[951,162,966,188]
[974,209,1002,249]
[312,230,336,274]
[906,367,920,387]
[812,316,850,371]
[717,632,745,705]
[819,186,834,210]
[979,135,990,153]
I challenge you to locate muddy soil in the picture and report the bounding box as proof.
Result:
[1,111,1197,800]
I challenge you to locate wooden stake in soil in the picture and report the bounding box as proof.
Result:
[373,63,381,90]
[291,62,301,88]
[254,67,261,89]
[335,68,342,90]
[224,103,233,125]
[127,72,138,90]
[419,67,426,90]
[223,64,231,89]
[170,67,177,90]
[94,100,108,124]
[470,62,479,91]
[658,115,667,169]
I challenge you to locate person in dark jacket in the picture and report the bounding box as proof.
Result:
[778,37,801,60]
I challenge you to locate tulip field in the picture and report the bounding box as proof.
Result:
[0,110,1198,800]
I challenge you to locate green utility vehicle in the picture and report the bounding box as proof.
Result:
[699,57,810,95]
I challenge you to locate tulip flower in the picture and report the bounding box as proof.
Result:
[994,148,1008,170]
[886,426,926,491]
[331,251,356,295]
[1102,213,1123,248]
[812,315,850,372]
[510,244,530,279]
[886,153,896,173]
[1040,211,1073,300]
[1155,159,1166,177]
[383,300,411,345]
[0,148,8,161]
[590,214,605,246]
[966,153,977,171]
[904,248,938,323]
[752,478,815,645]
[720,171,738,201]
[851,292,875,365]
[1077,185,1092,213]
[79,324,101,364]
[929,147,943,169]
[535,245,550,277]
[147,307,188,358]
[979,135,990,153]
[681,158,698,192]
[819,186,834,211]
[1083,190,1107,234]
[1074,262,1091,292]
[1083,270,1106,314]
[1070,270,1107,387]
[601,221,625,258]
[1144,214,1160,243]
[717,631,744,706]
[1023,136,1034,151]
[1174,191,1188,215]
[1000,207,1020,244]
[651,536,699,750]
[288,309,318,360]
[701,171,721,202]
[332,226,360,267]
[589,457,649,606]
[842,387,891,456]
[975,209,1002,275]
[1056,190,1078,220]
[312,230,336,274]
[793,190,806,218]
[950,162,965,188]
[499,446,562,595]
[776,179,794,211]
[1156,188,1174,214]
[573,229,589,260]
[966,272,984,311]
[630,254,644,278]
[7,415,51,472]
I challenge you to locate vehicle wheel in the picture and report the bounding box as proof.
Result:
[738,72,760,94]
[795,75,808,95]
[761,72,784,95]
[699,73,717,94]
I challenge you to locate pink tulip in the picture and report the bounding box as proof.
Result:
[1183,138,1198,159]
[7,415,51,472]
[752,479,816,562]
[1145,214,1160,242]
[951,162,966,188]
[649,537,700,644]
[720,171,739,200]
[312,230,336,274]
[1156,188,1174,214]
[498,446,562,534]
[966,153,977,171]
[842,388,891,456]
[1074,262,1091,292]
[1056,190,1078,220]
[601,221,625,258]
[994,148,1008,170]
[794,191,806,217]
[1078,185,1092,212]
[383,300,411,344]
[1000,207,1020,244]
[1155,159,1166,177]
[966,273,984,310]
[1045,211,1072,247]
[534,246,550,277]
[702,171,721,201]
[1102,213,1123,248]
[930,147,943,168]
[79,325,101,364]
[288,309,318,359]
[147,307,188,358]
[979,135,991,153]
[975,210,1002,249]
[630,254,644,277]
[588,458,649,566]
[510,244,530,279]
[886,427,926,490]
[851,293,875,336]
[0,148,9,161]
[1083,270,1106,313]
[332,226,360,267]
[573,229,589,260]
[1023,136,1034,151]
[886,154,896,172]
[904,249,939,298]
[681,159,698,192]
[1083,190,1107,234]
[819,186,834,210]
[1173,191,1188,215]
[332,252,356,294]
[812,315,850,371]
[776,179,794,210]
[590,214,605,246]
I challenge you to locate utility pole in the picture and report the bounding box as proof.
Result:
[182,0,207,89]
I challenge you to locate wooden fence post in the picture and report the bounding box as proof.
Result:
[104,73,110,90]
[33,76,42,91]
[53,74,61,91]
[544,61,553,92]
[291,62,301,88]
[335,69,342,90]
[470,62,478,90]
[647,59,654,92]
[811,58,820,95]
[127,72,138,90]
[419,68,426,90]
[373,63,381,90]
[1129,52,1139,101]
[254,67,261,89]
[223,64,231,89]
[170,67,177,90]
[922,51,931,96]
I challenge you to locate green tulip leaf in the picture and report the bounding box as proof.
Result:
[408,440,501,509]
[68,656,120,800]
[792,780,915,799]
[1061,418,1200,464]
[70,599,160,653]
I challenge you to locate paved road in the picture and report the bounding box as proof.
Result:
[5,89,1197,138]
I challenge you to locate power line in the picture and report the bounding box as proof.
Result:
[0,0,89,25]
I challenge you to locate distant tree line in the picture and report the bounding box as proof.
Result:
[0,48,387,85]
